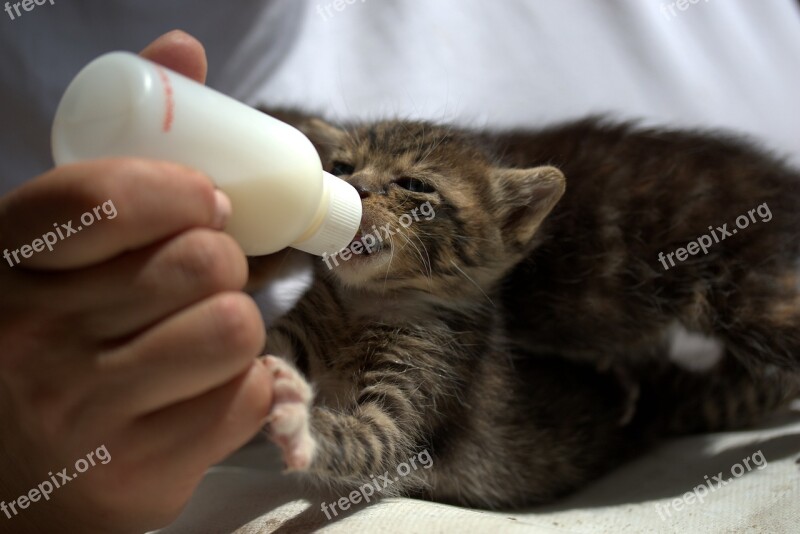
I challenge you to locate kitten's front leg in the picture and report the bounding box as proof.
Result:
[263,356,316,470]
[264,333,455,493]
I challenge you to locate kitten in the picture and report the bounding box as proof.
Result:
[249,112,800,509]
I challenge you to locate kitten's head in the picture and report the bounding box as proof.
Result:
[299,117,565,297]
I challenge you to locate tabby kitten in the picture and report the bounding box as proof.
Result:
[250,112,800,509]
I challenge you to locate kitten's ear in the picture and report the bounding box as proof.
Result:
[259,108,346,162]
[490,165,565,248]
[299,118,348,162]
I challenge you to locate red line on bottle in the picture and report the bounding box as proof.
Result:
[155,66,175,133]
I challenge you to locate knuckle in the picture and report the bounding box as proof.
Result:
[152,160,216,202]
[165,230,246,291]
[150,160,217,222]
[92,158,154,211]
[209,293,265,356]
[114,158,217,225]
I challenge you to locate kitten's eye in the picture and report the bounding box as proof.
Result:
[394,177,436,193]
[331,162,355,176]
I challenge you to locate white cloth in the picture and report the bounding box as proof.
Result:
[257,0,800,165]
[2,1,799,533]
[156,405,800,534]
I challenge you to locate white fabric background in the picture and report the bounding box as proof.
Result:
[157,407,800,534]
[1,0,799,532]
[257,0,800,166]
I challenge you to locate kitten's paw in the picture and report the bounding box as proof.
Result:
[263,355,317,471]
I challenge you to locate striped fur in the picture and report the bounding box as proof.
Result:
[252,112,800,509]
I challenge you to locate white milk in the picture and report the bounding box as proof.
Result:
[51,52,361,256]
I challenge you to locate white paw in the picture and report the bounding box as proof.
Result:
[263,356,317,471]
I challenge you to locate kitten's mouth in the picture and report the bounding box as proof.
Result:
[346,232,386,257]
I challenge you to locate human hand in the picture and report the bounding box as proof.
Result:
[0,31,273,534]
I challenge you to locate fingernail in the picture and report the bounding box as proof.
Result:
[213,189,231,229]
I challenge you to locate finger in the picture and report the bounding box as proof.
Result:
[18,229,248,339]
[139,29,207,84]
[0,158,230,270]
[97,292,266,415]
[128,360,272,483]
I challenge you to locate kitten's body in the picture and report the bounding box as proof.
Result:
[499,119,800,372]
[252,114,800,509]
[264,255,634,508]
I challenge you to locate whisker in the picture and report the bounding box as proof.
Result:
[382,233,397,291]
[397,230,434,287]
[449,260,495,307]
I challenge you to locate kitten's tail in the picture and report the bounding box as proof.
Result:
[630,356,800,439]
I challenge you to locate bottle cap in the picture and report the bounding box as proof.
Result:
[292,171,362,256]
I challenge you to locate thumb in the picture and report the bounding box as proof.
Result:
[140,30,207,84]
